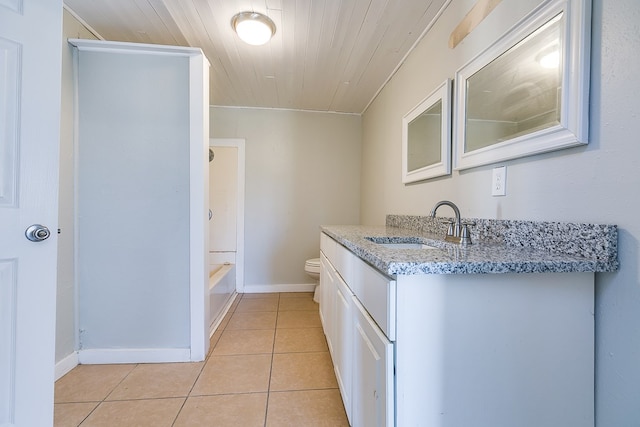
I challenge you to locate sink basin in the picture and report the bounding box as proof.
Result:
[377,242,439,250]
[364,237,440,250]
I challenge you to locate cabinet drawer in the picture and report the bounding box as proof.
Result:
[334,242,354,285]
[320,232,337,265]
[352,257,396,341]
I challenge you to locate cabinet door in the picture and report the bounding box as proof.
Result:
[352,297,394,427]
[319,254,336,354]
[334,275,353,423]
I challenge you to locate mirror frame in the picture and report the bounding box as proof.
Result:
[453,0,591,170]
[402,79,452,183]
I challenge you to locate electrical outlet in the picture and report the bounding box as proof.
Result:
[492,166,506,196]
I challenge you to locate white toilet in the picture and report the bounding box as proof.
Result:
[304,257,321,302]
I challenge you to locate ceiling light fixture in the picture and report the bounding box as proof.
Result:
[231,12,276,46]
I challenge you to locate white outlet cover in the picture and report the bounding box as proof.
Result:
[492,166,506,196]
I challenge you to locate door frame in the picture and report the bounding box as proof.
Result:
[209,138,245,293]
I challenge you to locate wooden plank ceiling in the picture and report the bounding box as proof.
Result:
[64,0,449,114]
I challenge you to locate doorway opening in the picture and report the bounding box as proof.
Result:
[207,138,245,333]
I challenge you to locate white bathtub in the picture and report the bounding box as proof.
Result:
[209,263,236,335]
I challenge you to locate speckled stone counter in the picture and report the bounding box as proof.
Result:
[320,215,618,276]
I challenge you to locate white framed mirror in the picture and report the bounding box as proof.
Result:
[453,0,591,170]
[402,79,452,183]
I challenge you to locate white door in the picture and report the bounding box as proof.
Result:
[0,1,62,426]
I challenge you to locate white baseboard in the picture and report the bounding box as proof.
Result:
[55,352,79,380]
[78,348,193,364]
[210,292,238,338]
[242,283,317,294]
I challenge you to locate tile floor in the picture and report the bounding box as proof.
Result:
[54,292,349,427]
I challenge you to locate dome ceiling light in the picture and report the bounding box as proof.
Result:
[231,12,276,46]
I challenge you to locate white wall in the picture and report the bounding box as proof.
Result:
[56,8,97,364]
[211,107,361,288]
[76,49,192,350]
[361,0,640,424]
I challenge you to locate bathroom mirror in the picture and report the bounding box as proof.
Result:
[453,0,591,170]
[402,79,452,183]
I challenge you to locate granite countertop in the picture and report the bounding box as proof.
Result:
[321,216,619,276]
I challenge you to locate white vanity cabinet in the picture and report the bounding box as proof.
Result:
[321,233,395,426]
[320,232,595,427]
[320,233,355,423]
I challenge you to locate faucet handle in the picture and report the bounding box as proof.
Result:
[460,221,475,245]
[439,219,455,237]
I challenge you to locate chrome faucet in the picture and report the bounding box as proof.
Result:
[429,200,473,245]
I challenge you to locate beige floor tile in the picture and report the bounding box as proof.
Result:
[106,362,203,400]
[241,292,280,299]
[81,398,184,427]
[266,389,349,427]
[191,354,272,395]
[279,292,314,299]
[274,328,328,353]
[54,364,135,403]
[270,352,338,391]
[54,402,98,427]
[235,298,279,312]
[226,311,278,330]
[212,329,275,355]
[174,394,267,427]
[276,310,322,329]
[54,292,347,425]
[278,297,319,311]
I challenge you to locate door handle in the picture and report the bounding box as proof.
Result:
[25,224,51,242]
